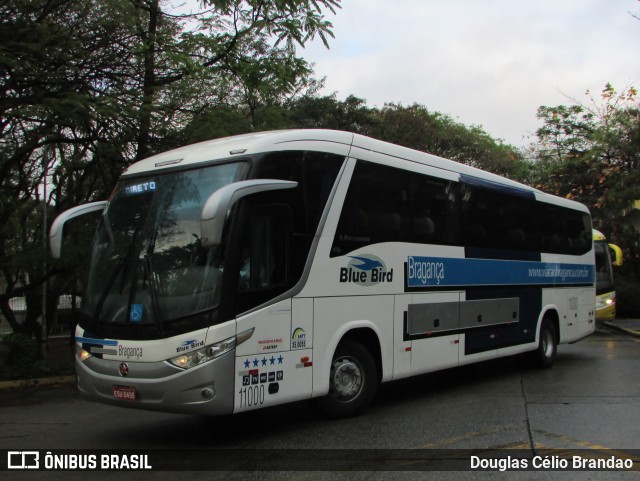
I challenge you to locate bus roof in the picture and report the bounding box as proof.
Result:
[123,130,354,176]
[122,129,587,213]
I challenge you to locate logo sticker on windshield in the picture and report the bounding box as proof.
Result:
[129,304,143,322]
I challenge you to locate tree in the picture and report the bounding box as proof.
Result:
[370,103,529,180]
[130,0,340,159]
[285,94,378,134]
[270,97,529,180]
[0,0,124,337]
[0,0,341,338]
[531,85,640,226]
[531,84,640,297]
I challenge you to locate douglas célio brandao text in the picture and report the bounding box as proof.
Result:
[470,455,634,471]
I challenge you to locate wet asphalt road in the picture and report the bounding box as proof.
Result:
[1,323,638,480]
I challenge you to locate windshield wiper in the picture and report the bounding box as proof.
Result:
[91,255,126,326]
[143,252,164,334]
[141,225,164,333]
[92,227,141,325]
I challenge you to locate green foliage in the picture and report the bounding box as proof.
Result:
[182,107,254,144]
[259,96,529,180]
[182,95,529,184]
[0,333,43,379]
[531,83,640,287]
[11,0,636,335]
[370,103,529,180]
[0,0,342,336]
[285,94,378,134]
[614,269,640,317]
[0,333,74,379]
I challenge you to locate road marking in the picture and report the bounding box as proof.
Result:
[415,423,521,449]
[534,429,638,463]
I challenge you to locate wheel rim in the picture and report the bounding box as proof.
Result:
[541,328,554,358]
[330,357,363,402]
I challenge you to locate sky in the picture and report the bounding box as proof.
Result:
[300,0,640,147]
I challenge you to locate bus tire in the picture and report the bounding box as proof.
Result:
[533,318,557,369]
[315,339,378,418]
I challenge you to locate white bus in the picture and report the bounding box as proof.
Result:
[50,130,596,418]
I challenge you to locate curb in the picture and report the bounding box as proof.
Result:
[603,321,640,339]
[0,375,75,391]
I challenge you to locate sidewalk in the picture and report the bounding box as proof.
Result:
[602,318,640,338]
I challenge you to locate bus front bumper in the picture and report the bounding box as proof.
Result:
[75,350,235,415]
[596,294,616,321]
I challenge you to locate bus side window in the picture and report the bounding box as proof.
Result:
[331,160,454,256]
[235,204,293,314]
[253,150,344,278]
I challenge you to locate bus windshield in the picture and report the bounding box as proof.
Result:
[81,162,244,335]
[594,240,614,295]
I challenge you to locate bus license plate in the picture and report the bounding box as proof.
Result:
[112,385,136,401]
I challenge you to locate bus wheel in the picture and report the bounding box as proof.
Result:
[534,318,557,369]
[315,339,378,418]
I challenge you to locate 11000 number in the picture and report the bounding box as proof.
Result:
[238,385,265,408]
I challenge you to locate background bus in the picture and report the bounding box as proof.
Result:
[49,130,596,418]
[593,229,623,321]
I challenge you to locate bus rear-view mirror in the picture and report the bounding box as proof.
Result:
[49,201,107,258]
[200,179,297,248]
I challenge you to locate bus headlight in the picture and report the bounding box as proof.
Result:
[76,345,92,361]
[605,294,615,306]
[168,328,254,370]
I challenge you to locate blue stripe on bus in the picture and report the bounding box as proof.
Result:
[75,336,119,346]
[406,256,595,288]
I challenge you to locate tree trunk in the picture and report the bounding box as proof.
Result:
[136,0,160,162]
